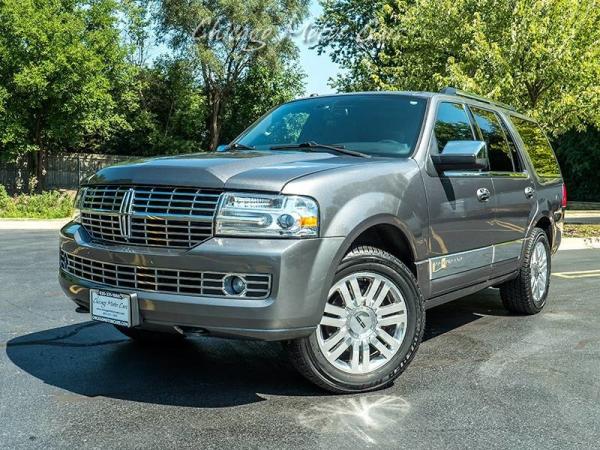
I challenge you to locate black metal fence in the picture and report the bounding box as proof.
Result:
[0,153,136,194]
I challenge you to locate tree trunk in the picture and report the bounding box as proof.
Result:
[35,148,47,192]
[33,115,46,192]
[208,93,222,152]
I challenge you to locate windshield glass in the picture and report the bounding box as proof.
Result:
[236,94,428,157]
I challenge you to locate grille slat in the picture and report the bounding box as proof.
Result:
[80,185,221,248]
[60,251,271,299]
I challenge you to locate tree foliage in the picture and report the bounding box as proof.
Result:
[0,0,308,191]
[108,57,208,155]
[158,0,310,149]
[220,54,306,143]
[553,127,600,202]
[0,0,139,163]
[316,0,600,135]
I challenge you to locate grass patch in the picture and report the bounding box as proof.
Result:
[563,224,600,238]
[0,185,74,219]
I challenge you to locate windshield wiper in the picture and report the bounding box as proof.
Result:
[270,141,370,158]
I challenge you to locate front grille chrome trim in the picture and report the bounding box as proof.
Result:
[60,250,272,299]
[80,185,222,248]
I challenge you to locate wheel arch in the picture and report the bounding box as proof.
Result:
[534,215,553,247]
[323,215,420,295]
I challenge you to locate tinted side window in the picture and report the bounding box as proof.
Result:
[470,107,515,172]
[498,119,523,172]
[434,102,474,152]
[510,116,561,180]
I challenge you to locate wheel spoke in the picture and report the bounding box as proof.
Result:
[337,283,353,307]
[349,278,363,306]
[376,328,401,351]
[324,327,348,351]
[531,276,539,297]
[364,278,382,306]
[350,341,360,370]
[361,341,371,371]
[324,303,348,318]
[370,336,395,359]
[378,314,405,327]
[372,285,390,309]
[329,337,352,361]
[320,315,346,328]
[377,302,405,317]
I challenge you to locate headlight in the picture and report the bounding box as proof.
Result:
[215,192,319,238]
[72,187,86,223]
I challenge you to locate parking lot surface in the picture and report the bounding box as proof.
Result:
[1,230,599,449]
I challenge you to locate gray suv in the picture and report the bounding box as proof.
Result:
[59,88,566,393]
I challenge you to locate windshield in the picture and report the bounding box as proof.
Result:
[236,94,428,157]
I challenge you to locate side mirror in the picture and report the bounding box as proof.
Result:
[216,144,229,152]
[431,140,488,172]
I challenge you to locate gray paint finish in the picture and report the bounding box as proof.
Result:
[60,91,564,340]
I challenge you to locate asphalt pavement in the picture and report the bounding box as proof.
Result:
[1,230,599,449]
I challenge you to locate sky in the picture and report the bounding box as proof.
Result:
[292,2,341,95]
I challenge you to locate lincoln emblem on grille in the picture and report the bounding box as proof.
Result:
[118,188,135,239]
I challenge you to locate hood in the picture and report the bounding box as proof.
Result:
[86,151,366,192]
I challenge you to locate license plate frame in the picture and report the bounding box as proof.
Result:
[90,289,140,328]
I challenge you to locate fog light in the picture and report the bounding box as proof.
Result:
[223,275,247,296]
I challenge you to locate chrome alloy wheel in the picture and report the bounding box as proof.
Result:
[530,241,549,303]
[317,272,408,374]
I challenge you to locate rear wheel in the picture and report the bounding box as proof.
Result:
[114,325,185,343]
[499,228,551,315]
[287,246,425,393]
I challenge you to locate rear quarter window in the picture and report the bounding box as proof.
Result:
[510,116,562,181]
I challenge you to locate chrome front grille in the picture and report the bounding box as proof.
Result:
[60,251,272,299]
[80,185,221,248]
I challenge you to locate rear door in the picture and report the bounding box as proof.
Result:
[422,101,495,296]
[468,106,535,276]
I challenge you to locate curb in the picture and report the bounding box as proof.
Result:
[559,237,600,251]
[0,219,70,230]
[565,211,600,225]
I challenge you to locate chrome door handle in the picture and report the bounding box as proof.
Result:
[524,186,535,198]
[477,187,491,202]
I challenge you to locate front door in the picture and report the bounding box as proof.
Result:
[423,101,496,297]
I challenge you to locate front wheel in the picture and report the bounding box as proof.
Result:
[287,246,425,393]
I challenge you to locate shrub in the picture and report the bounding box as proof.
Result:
[0,185,10,210]
[0,186,74,219]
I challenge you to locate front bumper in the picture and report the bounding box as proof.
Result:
[59,222,344,341]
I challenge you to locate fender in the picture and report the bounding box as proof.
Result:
[315,214,424,318]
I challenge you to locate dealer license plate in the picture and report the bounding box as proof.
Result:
[90,289,134,327]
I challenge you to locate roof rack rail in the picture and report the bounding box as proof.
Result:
[440,87,516,111]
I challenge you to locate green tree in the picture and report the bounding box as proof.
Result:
[316,0,600,135]
[554,127,600,201]
[158,0,310,150]
[0,0,139,189]
[108,57,208,155]
[220,54,306,143]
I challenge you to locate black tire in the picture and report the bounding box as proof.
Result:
[499,228,551,315]
[114,325,185,343]
[286,246,425,394]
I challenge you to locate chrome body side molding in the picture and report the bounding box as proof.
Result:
[429,238,524,280]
